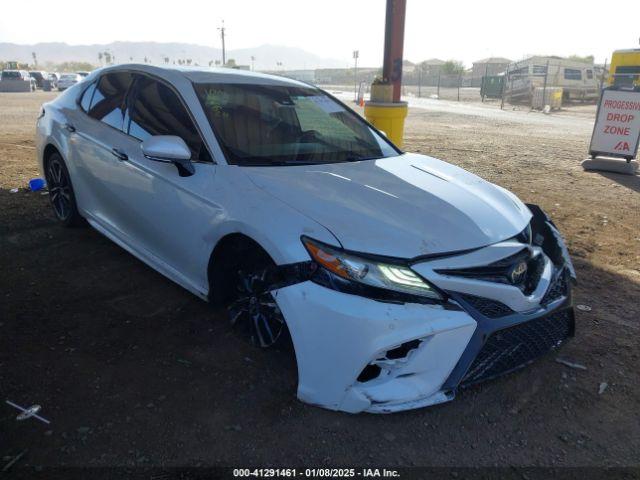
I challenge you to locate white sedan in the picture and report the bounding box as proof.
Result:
[35,64,576,413]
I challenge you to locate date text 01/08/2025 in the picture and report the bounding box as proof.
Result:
[233,468,401,478]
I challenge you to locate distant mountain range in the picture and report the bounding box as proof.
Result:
[0,41,349,71]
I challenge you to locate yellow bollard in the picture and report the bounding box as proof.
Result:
[364,101,408,148]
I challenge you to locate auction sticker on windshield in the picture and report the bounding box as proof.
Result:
[589,89,640,160]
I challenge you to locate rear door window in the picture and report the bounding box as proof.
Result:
[88,72,134,131]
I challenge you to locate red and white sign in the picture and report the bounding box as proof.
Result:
[589,89,640,159]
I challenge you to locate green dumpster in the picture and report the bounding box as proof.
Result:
[480,75,505,99]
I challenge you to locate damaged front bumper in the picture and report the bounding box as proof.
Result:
[273,281,477,413]
[271,204,576,413]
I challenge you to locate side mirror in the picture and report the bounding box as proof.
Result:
[141,135,195,177]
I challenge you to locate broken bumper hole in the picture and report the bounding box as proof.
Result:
[357,339,423,383]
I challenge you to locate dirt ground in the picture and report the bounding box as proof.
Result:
[1,91,639,474]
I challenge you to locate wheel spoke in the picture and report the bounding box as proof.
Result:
[259,314,276,346]
[51,162,60,183]
[57,197,66,218]
[252,313,269,347]
[47,166,56,186]
[228,304,245,325]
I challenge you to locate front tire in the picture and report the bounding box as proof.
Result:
[44,153,83,227]
[226,251,291,349]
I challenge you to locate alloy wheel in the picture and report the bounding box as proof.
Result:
[46,157,73,221]
[227,268,286,348]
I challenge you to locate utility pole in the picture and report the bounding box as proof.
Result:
[218,20,226,66]
[382,0,407,103]
[353,50,359,102]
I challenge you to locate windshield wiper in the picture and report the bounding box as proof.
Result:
[342,155,382,163]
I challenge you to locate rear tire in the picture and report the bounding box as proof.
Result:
[44,152,83,227]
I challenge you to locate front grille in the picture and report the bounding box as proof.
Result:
[541,268,569,306]
[460,309,574,387]
[523,254,545,295]
[436,249,544,295]
[458,293,515,318]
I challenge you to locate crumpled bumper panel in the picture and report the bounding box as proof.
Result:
[272,281,476,413]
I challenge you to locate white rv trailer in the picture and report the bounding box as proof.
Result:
[505,56,600,104]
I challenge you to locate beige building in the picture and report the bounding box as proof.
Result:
[471,57,511,87]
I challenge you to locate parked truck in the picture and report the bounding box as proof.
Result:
[608,49,640,88]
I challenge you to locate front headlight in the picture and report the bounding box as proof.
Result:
[302,236,443,303]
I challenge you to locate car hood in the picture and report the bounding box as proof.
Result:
[245,153,532,258]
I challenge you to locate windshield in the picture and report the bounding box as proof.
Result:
[194,83,398,166]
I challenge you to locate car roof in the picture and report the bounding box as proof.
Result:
[94,64,312,88]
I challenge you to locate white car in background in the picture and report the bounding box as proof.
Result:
[35,65,576,413]
[57,73,83,91]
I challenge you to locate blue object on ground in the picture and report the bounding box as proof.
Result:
[29,178,46,191]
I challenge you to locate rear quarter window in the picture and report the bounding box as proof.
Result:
[80,82,97,112]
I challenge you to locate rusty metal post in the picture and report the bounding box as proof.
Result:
[541,59,550,110]
[501,65,510,110]
[382,0,407,103]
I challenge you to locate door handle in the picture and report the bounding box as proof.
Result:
[111,148,128,161]
[64,123,76,133]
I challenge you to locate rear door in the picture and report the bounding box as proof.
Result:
[69,71,136,234]
[103,74,220,291]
